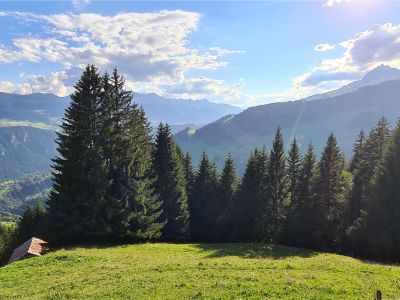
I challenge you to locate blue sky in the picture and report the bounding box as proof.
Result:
[0,0,400,107]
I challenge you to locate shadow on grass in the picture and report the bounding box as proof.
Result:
[194,243,318,259]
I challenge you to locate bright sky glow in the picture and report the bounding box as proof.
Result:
[0,0,400,107]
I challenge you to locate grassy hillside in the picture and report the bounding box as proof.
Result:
[0,173,51,221]
[1,243,399,299]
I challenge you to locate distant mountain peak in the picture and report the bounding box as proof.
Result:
[305,65,400,102]
[362,65,400,82]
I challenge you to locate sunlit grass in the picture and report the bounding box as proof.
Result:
[0,243,399,299]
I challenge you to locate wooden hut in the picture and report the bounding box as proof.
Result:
[8,237,48,264]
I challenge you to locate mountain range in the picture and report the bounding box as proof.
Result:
[0,91,240,180]
[0,65,400,181]
[305,65,400,101]
[0,92,241,130]
[176,66,400,172]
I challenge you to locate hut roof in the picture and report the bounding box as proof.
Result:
[8,237,47,264]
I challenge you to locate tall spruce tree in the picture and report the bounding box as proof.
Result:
[314,134,349,250]
[349,130,365,174]
[183,152,195,201]
[346,130,366,228]
[153,123,190,242]
[48,65,109,240]
[123,107,165,241]
[366,117,391,167]
[287,139,301,207]
[233,148,268,242]
[360,118,391,201]
[284,144,317,248]
[346,119,391,248]
[217,153,239,241]
[267,128,288,242]
[49,66,164,242]
[363,119,400,260]
[98,69,164,241]
[189,152,219,242]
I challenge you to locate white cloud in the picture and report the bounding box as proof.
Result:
[324,0,351,7]
[208,47,246,57]
[290,23,400,99]
[0,71,70,96]
[0,81,30,94]
[24,71,70,95]
[0,10,244,99]
[151,21,400,106]
[137,76,246,104]
[2,10,400,108]
[72,0,91,10]
[314,43,335,52]
[227,22,400,107]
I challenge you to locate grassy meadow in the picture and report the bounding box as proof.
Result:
[1,243,400,299]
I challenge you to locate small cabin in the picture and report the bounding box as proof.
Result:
[8,237,48,264]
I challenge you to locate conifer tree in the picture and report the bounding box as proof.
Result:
[153,123,190,242]
[349,130,365,174]
[189,153,219,242]
[183,152,195,200]
[95,70,125,237]
[123,107,165,241]
[233,148,268,242]
[49,66,164,242]
[95,69,164,241]
[346,130,366,227]
[284,144,317,248]
[16,202,47,244]
[217,153,239,241]
[346,119,391,245]
[48,65,109,239]
[314,134,349,250]
[362,119,400,260]
[266,128,288,242]
[356,118,391,205]
[365,117,391,169]
[287,139,301,207]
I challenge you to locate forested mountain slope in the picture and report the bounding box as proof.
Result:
[0,127,56,180]
[0,173,51,221]
[176,80,400,172]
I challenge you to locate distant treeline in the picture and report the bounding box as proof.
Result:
[2,65,400,264]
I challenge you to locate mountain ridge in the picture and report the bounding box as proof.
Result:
[1,66,400,179]
[304,65,400,102]
[0,91,241,128]
[176,79,400,173]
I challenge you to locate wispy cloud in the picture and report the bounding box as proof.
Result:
[324,0,351,7]
[314,43,335,52]
[0,9,399,107]
[299,23,400,87]
[72,0,91,10]
[0,10,244,98]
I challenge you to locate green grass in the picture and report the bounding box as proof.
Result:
[0,243,399,299]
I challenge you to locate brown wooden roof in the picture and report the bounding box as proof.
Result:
[8,237,47,264]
